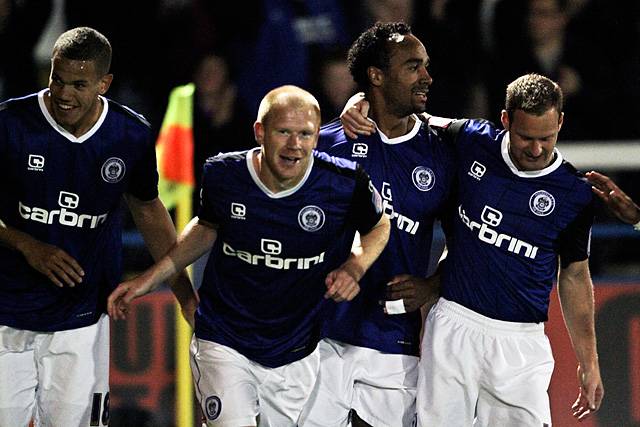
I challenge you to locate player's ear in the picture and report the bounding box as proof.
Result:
[98,73,113,95]
[367,66,383,87]
[557,111,564,131]
[253,121,264,146]
[500,110,510,129]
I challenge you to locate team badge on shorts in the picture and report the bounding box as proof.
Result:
[529,190,555,216]
[298,205,325,232]
[205,396,222,420]
[412,166,435,191]
[101,157,126,183]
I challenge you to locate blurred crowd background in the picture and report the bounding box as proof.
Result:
[1,0,638,278]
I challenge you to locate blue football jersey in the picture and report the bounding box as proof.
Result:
[195,148,383,368]
[317,117,456,356]
[0,90,158,332]
[436,119,594,322]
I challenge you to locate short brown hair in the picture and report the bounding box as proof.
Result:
[53,27,112,76]
[505,73,563,122]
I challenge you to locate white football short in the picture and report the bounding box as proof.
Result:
[417,298,555,427]
[299,338,418,427]
[190,336,320,427]
[0,314,110,427]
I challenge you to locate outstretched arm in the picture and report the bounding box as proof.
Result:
[557,258,604,421]
[108,216,215,322]
[325,214,390,302]
[585,171,640,225]
[123,195,202,326]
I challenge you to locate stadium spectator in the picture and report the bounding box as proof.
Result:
[191,0,353,117]
[487,0,593,138]
[311,48,357,121]
[155,51,256,288]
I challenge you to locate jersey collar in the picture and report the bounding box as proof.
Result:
[246,147,314,198]
[372,114,421,144]
[501,132,563,178]
[38,89,109,143]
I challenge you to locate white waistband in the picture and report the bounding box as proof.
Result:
[434,298,545,336]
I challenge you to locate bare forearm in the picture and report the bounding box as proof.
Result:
[558,260,599,368]
[126,195,204,305]
[125,195,179,260]
[137,218,216,292]
[345,215,390,281]
[0,223,30,253]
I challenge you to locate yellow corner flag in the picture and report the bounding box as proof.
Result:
[156,83,196,426]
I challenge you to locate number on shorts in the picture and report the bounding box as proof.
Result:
[90,392,110,426]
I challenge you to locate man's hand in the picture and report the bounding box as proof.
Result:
[586,171,640,224]
[571,364,604,421]
[107,276,155,321]
[383,274,440,314]
[340,92,375,139]
[324,267,361,302]
[21,238,84,287]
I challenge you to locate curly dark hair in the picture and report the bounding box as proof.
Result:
[347,21,412,91]
[505,73,563,122]
[53,27,112,76]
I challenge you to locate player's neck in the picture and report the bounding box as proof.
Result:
[368,93,416,138]
[253,151,305,193]
[45,92,104,137]
[371,112,415,139]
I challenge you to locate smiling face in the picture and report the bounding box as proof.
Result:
[46,53,113,137]
[377,34,432,117]
[502,107,563,171]
[253,91,320,192]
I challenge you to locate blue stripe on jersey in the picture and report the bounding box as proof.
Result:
[0,92,158,331]
[317,117,456,356]
[195,148,382,368]
[438,119,594,322]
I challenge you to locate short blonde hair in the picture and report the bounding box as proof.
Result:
[256,85,321,126]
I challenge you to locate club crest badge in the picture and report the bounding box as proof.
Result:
[412,166,435,192]
[101,157,126,183]
[205,396,222,420]
[529,190,555,216]
[298,205,325,232]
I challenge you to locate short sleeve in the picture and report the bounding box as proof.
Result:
[126,132,159,201]
[558,201,594,267]
[347,165,384,234]
[197,160,222,225]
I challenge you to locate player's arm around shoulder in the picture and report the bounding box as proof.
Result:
[339,92,375,139]
[586,170,640,227]
[557,258,604,421]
